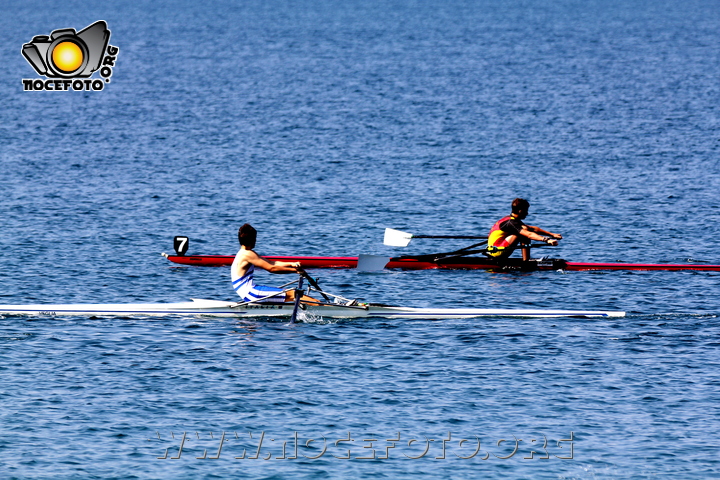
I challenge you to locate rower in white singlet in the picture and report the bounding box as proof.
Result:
[231,224,319,304]
[231,263,286,303]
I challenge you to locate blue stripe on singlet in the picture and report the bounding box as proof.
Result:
[232,266,254,291]
[232,264,284,303]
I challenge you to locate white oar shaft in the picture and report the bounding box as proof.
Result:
[384,228,486,247]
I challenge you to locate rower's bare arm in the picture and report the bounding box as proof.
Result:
[521,226,560,245]
[520,228,546,241]
[274,260,301,268]
[538,227,562,240]
[249,252,299,273]
[525,225,562,240]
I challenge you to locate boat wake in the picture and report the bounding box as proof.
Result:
[296,310,327,324]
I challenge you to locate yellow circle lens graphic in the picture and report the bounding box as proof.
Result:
[51,41,84,73]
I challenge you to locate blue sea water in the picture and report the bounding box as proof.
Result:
[1,0,720,477]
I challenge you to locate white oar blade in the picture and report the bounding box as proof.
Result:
[384,228,413,247]
[357,254,391,271]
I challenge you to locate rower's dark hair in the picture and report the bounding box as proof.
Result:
[238,223,257,249]
[511,198,529,215]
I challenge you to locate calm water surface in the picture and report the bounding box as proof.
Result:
[1,0,719,478]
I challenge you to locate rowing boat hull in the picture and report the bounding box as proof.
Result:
[163,254,359,269]
[162,254,720,271]
[0,299,624,319]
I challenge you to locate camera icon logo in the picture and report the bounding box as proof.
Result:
[22,20,110,78]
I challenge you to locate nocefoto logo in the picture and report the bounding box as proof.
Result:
[21,20,119,92]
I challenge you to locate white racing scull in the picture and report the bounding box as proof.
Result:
[0,275,624,320]
[0,299,625,319]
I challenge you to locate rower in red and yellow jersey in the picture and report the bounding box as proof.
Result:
[488,198,562,261]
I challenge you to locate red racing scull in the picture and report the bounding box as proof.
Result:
[161,253,720,272]
[162,234,720,272]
